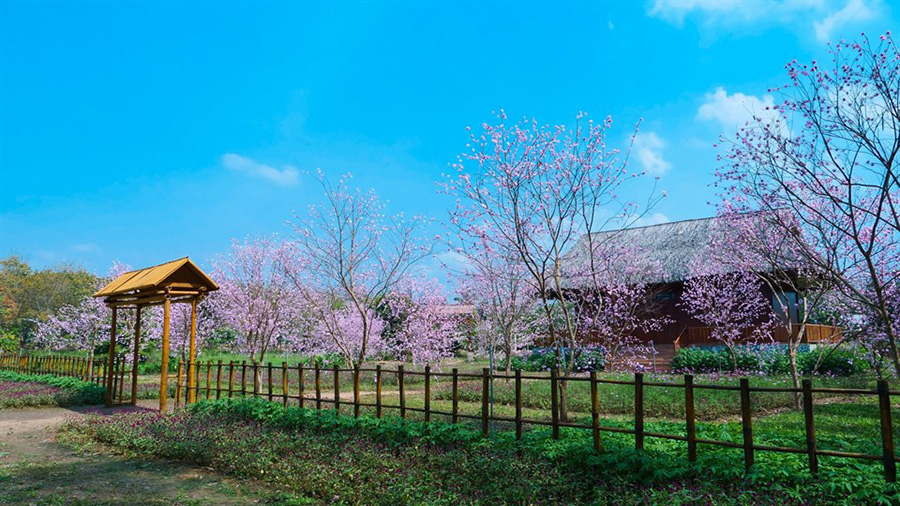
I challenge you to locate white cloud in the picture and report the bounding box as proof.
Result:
[221,153,299,186]
[632,131,671,176]
[632,212,671,227]
[813,0,876,42]
[70,243,102,254]
[697,87,788,136]
[648,0,882,42]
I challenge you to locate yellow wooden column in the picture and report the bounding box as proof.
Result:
[188,297,198,403]
[131,305,142,406]
[160,296,171,412]
[105,307,118,405]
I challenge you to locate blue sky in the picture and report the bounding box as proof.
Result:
[1,0,896,276]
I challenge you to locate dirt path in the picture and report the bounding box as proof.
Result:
[0,402,294,505]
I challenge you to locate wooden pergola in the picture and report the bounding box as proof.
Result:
[93,257,218,411]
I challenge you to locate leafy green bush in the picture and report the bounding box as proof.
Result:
[510,348,605,372]
[0,370,105,408]
[60,397,900,505]
[671,345,867,376]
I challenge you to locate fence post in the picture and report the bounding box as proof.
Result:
[298,364,305,408]
[353,367,360,418]
[515,369,523,440]
[398,364,406,419]
[375,364,382,418]
[175,360,183,410]
[333,365,341,414]
[482,368,490,437]
[315,364,322,411]
[452,368,459,424]
[251,362,259,396]
[282,362,289,408]
[424,365,431,422]
[550,368,560,440]
[267,362,274,402]
[207,361,213,400]
[740,378,754,471]
[591,370,600,453]
[228,361,235,398]
[213,360,221,400]
[684,374,697,463]
[240,361,247,397]
[635,372,644,450]
[878,379,896,482]
[802,379,818,474]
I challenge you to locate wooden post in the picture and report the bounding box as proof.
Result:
[241,361,247,397]
[206,361,213,400]
[424,365,431,422]
[131,305,141,406]
[282,362,289,408]
[398,364,406,419]
[590,371,600,452]
[740,378,754,471]
[550,368,560,440]
[252,362,259,396]
[228,361,235,398]
[878,379,896,482]
[635,372,645,450]
[481,367,490,437]
[267,362,274,402]
[315,364,322,411]
[216,360,223,400]
[188,298,198,403]
[159,297,171,413]
[175,360,183,410]
[195,360,202,403]
[353,367,360,418]
[105,306,118,405]
[685,374,697,463]
[802,379,818,474]
[298,364,305,408]
[333,365,341,413]
[451,368,459,424]
[375,365,382,418]
[515,369,523,440]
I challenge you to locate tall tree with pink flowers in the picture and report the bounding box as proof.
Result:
[443,111,663,419]
[210,236,304,391]
[287,171,433,368]
[715,32,900,375]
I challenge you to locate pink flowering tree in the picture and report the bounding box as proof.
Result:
[380,275,460,366]
[681,260,778,370]
[566,240,672,370]
[453,239,541,373]
[443,111,663,420]
[287,171,432,368]
[715,32,900,376]
[210,236,304,391]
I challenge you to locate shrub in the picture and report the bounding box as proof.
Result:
[0,370,105,408]
[509,348,606,372]
[671,345,867,376]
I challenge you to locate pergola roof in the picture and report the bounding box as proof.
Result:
[94,257,218,307]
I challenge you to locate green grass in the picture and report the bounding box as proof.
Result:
[0,371,105,408]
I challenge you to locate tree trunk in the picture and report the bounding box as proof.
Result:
[558,378,568,422]
[728,346,738,371]
[788,343,801,410]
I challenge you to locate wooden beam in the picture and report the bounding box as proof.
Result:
[105,307,118,405]
[188,298,197,403]
[159,297,171,413]
[131,305,142,406]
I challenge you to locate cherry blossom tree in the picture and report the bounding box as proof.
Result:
[443,111,663,419]
[454,240,541,373]
[716,32,900,375]
[681,264,778,370]
[287,171,432,368]
[210,236,304,391]
[380,275,460,366]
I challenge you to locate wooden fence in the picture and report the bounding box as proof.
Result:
[0,353,134,405]
[2,354,897,483]
[173,358,900,483]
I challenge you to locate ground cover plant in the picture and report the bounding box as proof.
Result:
[60,397,900,505]
[0,370,104,408]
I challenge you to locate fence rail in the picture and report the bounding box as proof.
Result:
[2,354,897,483]
[172,358,899,483]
